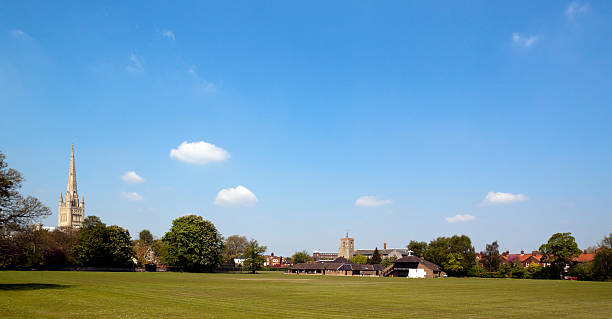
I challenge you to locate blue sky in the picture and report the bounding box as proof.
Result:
[1,1,610,256]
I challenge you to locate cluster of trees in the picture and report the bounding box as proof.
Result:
[407,235,477,276]
[0,151,268,272]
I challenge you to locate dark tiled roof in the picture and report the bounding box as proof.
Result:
[289,261,384,271]
[394,256,441,272]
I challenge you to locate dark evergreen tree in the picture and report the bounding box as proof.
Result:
[370,247,382,264]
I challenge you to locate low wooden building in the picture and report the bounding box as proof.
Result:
[382,256,445,278]
[288,257,384,277]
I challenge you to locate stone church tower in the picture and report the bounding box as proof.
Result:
[58,145,85,227]
[338,234,355,259]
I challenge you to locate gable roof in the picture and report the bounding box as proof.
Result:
[393,256,441,271]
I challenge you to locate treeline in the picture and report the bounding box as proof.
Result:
[0,151,266,272]
[404,233,612,281]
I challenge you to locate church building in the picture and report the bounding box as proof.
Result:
[58,145,85,227]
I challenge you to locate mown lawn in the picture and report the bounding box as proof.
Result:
[0,271,611,318]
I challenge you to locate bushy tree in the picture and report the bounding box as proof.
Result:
[424,235,476,276]
[221,235,249,264]
[162,215,223,272]
[73,216,134,268]
[0,151,51,232]
[591,247,612,281]
[242,239,266,274]
[381,256,397,268]
[482,241,501,272]
[351,254,368,264]
[139,229,154,246]
[539,232,582,279]
[406,240,427,258]
[370,247,382,264]
[291,250,312,264]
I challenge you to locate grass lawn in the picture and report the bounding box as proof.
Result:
[1,271,611,318]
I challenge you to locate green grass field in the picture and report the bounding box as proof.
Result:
[1,271,611,318]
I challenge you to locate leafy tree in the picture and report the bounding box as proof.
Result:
[370,247,382,264]
[381,256,397,268]
[150,239,168,264]
[481,241,502,272]
[291,250,312,264]
[424,235,476,276]
[139,229,154,246]
[539,232,582,279]
[73,216,134,268]
[599,233,612,249]
[406,240,427,258]
[221,235,249,264]
[526,262,544,279]
[0,151,51,232]
[242,239,266,274]
[162,215,223,272]
[350,254,368,264]
[591,247,612,281]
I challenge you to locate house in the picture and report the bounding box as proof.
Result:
[263,253,287,267]
[355,243,409,260]
[382,256,445,278]
[288,257,384,276]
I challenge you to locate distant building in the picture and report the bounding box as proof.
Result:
[312,251,338,261]
[289,257,384,276]
[355,243,408,259]
[338,235,354,259]
[383,256,445,278]
[57,145,85,228]
[263,253,288,267]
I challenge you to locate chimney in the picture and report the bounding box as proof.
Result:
[521,250,524,255]
[532,251,538,256]
[584,249,587,254]
[271,252,274,257]
[384,242,387,250]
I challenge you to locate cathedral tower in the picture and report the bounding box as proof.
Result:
[58,145,85,227]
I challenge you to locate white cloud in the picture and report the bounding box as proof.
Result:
[170,141,230,164]
[126,53,143,72]
[214,185,258,206]
[482,192,529,205]
[10,29,30,40]
[445,214,476,223]
[160,29,175,40]
[355,195,392,207]
[121,171,145,183]
[566,2,590,20]
[512,33,538,48]
[121,192,144,201]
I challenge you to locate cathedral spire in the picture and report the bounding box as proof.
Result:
[67,144,77,195]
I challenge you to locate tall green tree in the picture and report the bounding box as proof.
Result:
[424,235,476,276]
[139,229,154,246]
[350,254,368,264]
[0,151,51,232]
[539,232,582,279]
[481,240,502,272]
[221,235,249,264]
[162,215,223,272]
[291,250,312,264]
[73,216,134,268]
[370,247,382,264]
[242,239,267,274]
[406,240,427,258]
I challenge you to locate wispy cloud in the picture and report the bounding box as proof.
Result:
[214,185,258,207]
[170,141,230,165]
[566,2,590,20]
[445,214,475,223]
[481,192,529,206]
[159,29,175,40]
[126,53,144,73]
[121,192,144,201]
[10,29,30,40]
[512,33,538,48]
[355,195,392,207]
[188,66,218,93]
[121,171,145,183]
